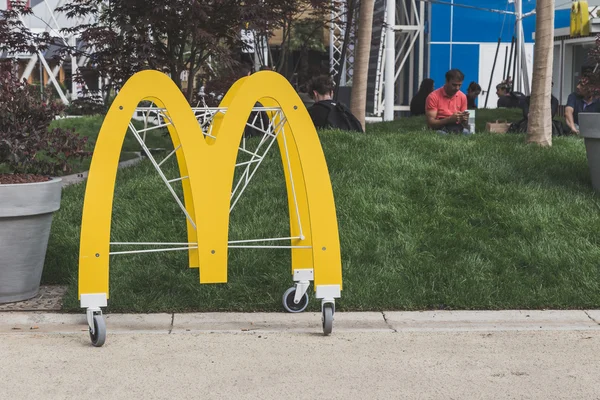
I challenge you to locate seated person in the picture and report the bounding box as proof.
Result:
[425,69,469,134]
[466,82,481,109]
[512,92,562,135]
[307,75,363,132]
[496,80,522,108]
[410,78,434,116]
[520,82,560,119]
[565,78,599,134]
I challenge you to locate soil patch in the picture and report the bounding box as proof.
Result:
[0,174,51,184]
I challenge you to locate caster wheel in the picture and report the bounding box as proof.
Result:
[282,287,309,313]
[322,304,333,336]
[89,315,106,347]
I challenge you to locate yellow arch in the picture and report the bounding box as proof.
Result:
[78,70,341,302]
[211,71,342,289]
[78,70,205,298]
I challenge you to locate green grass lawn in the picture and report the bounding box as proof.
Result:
[49,116,173,175]
[367,108,525,134]
[43,115,600,312]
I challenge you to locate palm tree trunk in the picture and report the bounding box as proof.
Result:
[527,0,554,147]
[350,0,375,131]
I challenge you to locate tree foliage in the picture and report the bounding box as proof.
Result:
[0,1,50,55]
[259,0,332,76]
[57,0,333,104]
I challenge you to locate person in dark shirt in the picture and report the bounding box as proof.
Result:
[307,75,363,132]
[496,80,521,108]
[521,95,559,119]
[409,78,434,116]
[466,82,481,109]
[565,78,599,134]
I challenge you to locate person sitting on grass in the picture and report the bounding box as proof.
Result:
[496,79,523,108]
[410,78,435,116]
[425,69,470,135]
[466,81,482,110]
[307,75,363,132]
[565,78,600,134]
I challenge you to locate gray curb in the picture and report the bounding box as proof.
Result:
[1,310,600,334]
[57,154,143,188]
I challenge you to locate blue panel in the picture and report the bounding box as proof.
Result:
[429,44,479,94]
[430,44,451,90]
[554,9,572,30]
[451,1,517,43]
[431,3,451,42]
[431,0,567,44]
[450,44,480,90]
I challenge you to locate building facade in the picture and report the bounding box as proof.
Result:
[428,0,572,108]
[550,1,600,105]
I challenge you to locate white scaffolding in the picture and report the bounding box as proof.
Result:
[2,0,96,104]
[329,0,427,117]
[330,0,532,120]
[365,0,426,118]
[329,0,356,85]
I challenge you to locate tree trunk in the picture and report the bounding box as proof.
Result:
[527,0,554,147]
[350,0,375,131]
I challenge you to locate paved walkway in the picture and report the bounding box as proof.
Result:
[2,310,600,334]
[2,311,600,399]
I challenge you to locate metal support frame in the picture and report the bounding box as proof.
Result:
[330,0,357,86]
[514,0,530,96]
[110,105,311,257]
[12,0,96,103]
[372,0,536,116]
[375,0,426,117]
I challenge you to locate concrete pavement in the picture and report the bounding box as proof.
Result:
[2,310,600,399]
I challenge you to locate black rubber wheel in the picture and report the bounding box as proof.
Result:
[282,287,309,313]
[322,304,333,336]
[89,315,106,347]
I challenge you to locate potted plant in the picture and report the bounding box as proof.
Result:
[578,37,600,191]
[0,62,87,303]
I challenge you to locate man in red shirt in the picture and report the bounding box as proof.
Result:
[425,69,470,134]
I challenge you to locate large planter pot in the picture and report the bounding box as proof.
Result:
[578,113,600,192]
[0,178,62,303]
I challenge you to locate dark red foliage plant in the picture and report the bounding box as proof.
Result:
[585,36,600,94]
[0,62,89,178]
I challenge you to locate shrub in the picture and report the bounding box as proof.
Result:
[64,98,108,116]
[0,63,89,176]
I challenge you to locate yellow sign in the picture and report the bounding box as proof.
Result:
[571,1,590,37]
[78,70,342,304]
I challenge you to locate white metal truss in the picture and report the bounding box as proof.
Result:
[329,0,356,86]
[109,105,311,256]
[374,0,426,117]
[4,0,98,103]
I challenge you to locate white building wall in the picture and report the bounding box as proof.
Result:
[477,43,534,109]
[1,0,76,33]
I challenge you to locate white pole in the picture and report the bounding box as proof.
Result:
[384,0,395,121]
[418,0,425,87]
[340,2,348,86]
[515,0,522,92]
[449,0,454,69]
[408,3,415,102]
[71,35,78,101]
[329,7,335,74]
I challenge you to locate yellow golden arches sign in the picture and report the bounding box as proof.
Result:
[78,70,342,344]
[571,1,590,37]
